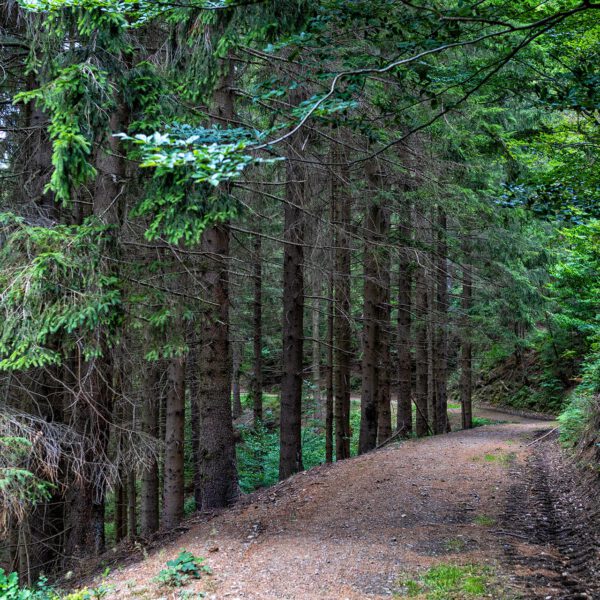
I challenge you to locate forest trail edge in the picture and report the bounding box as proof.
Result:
[98,411,599,600]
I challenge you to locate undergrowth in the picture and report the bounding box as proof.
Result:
[154,551,211,588]
[0,568,112,600]
[236,409,362,492]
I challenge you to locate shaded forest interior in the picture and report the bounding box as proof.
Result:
[1,0,600,594]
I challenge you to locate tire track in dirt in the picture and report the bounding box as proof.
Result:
[501,433,600,599]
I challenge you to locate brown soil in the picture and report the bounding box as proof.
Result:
[98,409,599,600]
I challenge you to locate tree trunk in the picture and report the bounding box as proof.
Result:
[232,341,243,419]
[70,104,127,555]
[140,362,160,536]
[279,134,306,480]
[377,265,392,446]
[397,210,413,436]
[359,202,382,454]
[333,144,352,460]
[196,66,240,507]
[325,258,334,463]
[187,326,202,510]
[127,468,136,539]
[461,248,473,430]
[427,268,437,433]
[162,356,185,529]
[311,269,322,413]
[115,477,127,542]
[64,358,112,556]
[415,258,429,437]
[251,230,263,426]
[197,225,240,507]
[435,208,449,434]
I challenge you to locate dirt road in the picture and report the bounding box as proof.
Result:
[103,410,599,599]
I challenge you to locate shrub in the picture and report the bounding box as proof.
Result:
[0,569,56,599]
[558,387,599,451]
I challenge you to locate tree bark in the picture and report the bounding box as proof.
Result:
[415,257,429,437]
[377,264,392,446]
[311,269,322,413]
[279,138,305,480]
[427,267,437,433]
[196,66,240,507]
[333,144,352,460]
[461,247,473,430]
[397,209,413,436]
[251,229,263,426]
[232,341,243,420]
[198,225,240,508]
[359,202,382,453]
[434,208,449,434]
[127,468,136,539]
[115,476,127,542]
[325,259,334,463]
[162,356,185,529]
[140,362,160,536]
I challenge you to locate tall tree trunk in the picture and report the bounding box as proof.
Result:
[197,226,240,507]
[66,104,128,556]
[115,475,127,542]
[377,265,392,445]
[140,362,160,536]
[461,247,473,430]
[251,230,263,426]
[333,144,352,460]
[359,202,382,453]
[187,326,202,510]
[279,137,305,480]
[311,269,322,413]
[197,67,240,507]
[414,256,429,437]
[325,257,334,463]
[127,468,136,539]
[162,356,185,529]
[397,209,413,436]
[435,208,449,434]
[427,267,437,433]
[232,341,243,419]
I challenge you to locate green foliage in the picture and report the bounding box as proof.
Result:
[154,551,211,588]
[0,570,57,600]
[0,437,55,530]
[15,64,113,203]
[120,126,280,244]
[236,420,326,492]
[236,421,277,492]
[63,584,113,599]
[0,215,122,369]
[558,389,597,448]
[236,400,363,493]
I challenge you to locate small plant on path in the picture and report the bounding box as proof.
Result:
[154,550,211,588]
[396,563,492,599]
[473,514,495,526]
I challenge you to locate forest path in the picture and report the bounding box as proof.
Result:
[104,409,599,599]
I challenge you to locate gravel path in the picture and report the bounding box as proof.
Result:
[101,408,598,599]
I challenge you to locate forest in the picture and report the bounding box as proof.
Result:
[0,0,599,598]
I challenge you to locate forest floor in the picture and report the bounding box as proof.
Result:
[98,407,600,600]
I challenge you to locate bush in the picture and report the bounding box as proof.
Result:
[236,420,328,493]
[0,569,56,600]
[0,570,109,600]
[558,389,597,448]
